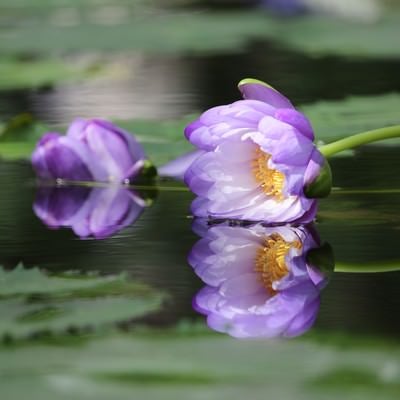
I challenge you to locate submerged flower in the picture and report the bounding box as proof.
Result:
[34,186,146,239]
[184,79,325,223]
[189,221,327,338]
[32,119,147,183]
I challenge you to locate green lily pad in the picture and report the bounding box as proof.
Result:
[0,296,163,338]
[1,5,400,59]
[0,58,100,90]
[301,93,400,144]
[0,265,165,339]
[1,332,399,400]
[0,264,138,298]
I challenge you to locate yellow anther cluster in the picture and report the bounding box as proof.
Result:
[252,147,285,201]
[254,233,302,296]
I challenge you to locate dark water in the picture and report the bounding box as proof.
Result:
[1,36,400,339]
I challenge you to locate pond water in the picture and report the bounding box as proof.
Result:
[1,3,400,398]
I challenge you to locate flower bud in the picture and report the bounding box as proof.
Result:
[32,119,147,183]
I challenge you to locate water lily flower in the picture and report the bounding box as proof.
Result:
[259,0,307,15]
[34,186,146,239]
[259,0,380,21]
[184,79,325,223]
[189,221,327,338]
[32,119,147,183]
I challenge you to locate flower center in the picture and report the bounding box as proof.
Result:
[252,147,285,200]
[254,233,302,296]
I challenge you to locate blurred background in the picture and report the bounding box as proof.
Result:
[1,1,400,399]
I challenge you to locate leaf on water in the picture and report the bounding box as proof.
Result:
[1,333,399,400]
[302,93,400,144]
[1,6,400,58]
[118,117,195,165]
[0,113,47,143]
[0,264,148,298]
[0,265,165,339]
[0,296,163,338]
[0,59,83,90]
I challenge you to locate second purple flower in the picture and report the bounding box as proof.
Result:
[32,119,147,183]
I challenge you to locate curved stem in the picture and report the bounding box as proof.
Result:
[335,261,400,273]
[319,125,400,158]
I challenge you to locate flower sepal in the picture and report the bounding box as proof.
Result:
[304,158,332,198]
[306,242,335,277]
[133,159,157,183]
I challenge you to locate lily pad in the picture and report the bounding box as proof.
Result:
[0,296,163,338]
[301,93,400,144]
[0,264,137,298]
[0,265,165,339]
[0,58,99,90]
[1,6,400,59]
[1,332,399,400]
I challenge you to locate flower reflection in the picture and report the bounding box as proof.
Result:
[34,185,146,239]
[189,221,328,338]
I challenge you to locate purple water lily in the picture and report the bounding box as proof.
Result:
[259,0,307,15]
[34,186,146,239]
[184,79,324,223]
[32,119,147,183]
[189,221,327,338]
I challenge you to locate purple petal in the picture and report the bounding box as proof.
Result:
[303,148,324,185]
[284,296,320,337]
[33,186,144,239]
[32,134,94,181]
[238,79,294,109]
[158,150,205,180]
[33,186,91,228]
[184,120,203,141]
[274,108,314,140]
[67,118,146,182]
[68,188,144,239]
[86,188,144,239]
[91,119,146,163]
[257,117,314,166]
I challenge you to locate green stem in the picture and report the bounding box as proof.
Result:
[331,188,400,195]
[319,125,400,158]
[35,179,190,192]
[335,261,400,273]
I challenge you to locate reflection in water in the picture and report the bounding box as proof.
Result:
[34,185,146,239]
[28,55,196,124]
[189,221,328,338]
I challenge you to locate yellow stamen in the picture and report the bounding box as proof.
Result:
[252,147,285,201]
[254,233,302,296]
